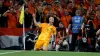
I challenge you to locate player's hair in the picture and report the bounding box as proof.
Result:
[47,16,55,23]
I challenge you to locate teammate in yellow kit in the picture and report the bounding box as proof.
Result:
[32,14,56,51]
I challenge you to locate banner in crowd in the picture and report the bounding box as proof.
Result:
[0,28,32,49]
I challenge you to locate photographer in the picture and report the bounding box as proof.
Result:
[86,13,96,51]
[56,22,69,51]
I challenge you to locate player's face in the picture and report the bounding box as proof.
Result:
[49,17,54,24]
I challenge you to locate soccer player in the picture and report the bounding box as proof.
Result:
[32,14,56,51]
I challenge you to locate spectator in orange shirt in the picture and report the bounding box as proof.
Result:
[60,8,72,28]
[2,0,12,14]
[95,0,100,5]
[60,8,72,50]
[94,10,100,30]
[75,0,81,9]
[43,3,58,23]
[67,1,73,13]
[43,4,51,23]
[53,1,62,17]
[3,7,17,28]
[83,0,91,10]
[27,0,35,15]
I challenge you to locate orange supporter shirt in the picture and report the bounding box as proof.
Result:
[3,0,12,7]
[44,6,57,15]
[61,15,72,28]
[83,2,90,10]
[27,1,35,14]
[94,13,100,29]
[95,0,100,5]
[6,13,17,28]
[16,10,20,23]
[51,5,58,14]
[38,23,56,41]
[75,0,80,9]
[43,8,49,22]
[44,8,49,15]
[54,6,61,16]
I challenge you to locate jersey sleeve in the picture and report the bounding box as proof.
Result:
[38,23,43,27]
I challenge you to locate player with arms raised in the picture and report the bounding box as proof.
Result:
[32,13,56,51]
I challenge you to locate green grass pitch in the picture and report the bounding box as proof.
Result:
[0,50,100,56]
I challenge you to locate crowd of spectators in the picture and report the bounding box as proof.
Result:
[0,0,100,52]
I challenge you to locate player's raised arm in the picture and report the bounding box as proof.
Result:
[32,13,41,26]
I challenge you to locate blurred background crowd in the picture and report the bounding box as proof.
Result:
[0,0,100,52]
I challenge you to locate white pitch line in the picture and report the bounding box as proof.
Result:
[0,51,22,55]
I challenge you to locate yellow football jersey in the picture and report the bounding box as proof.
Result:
[38,23,56,41]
